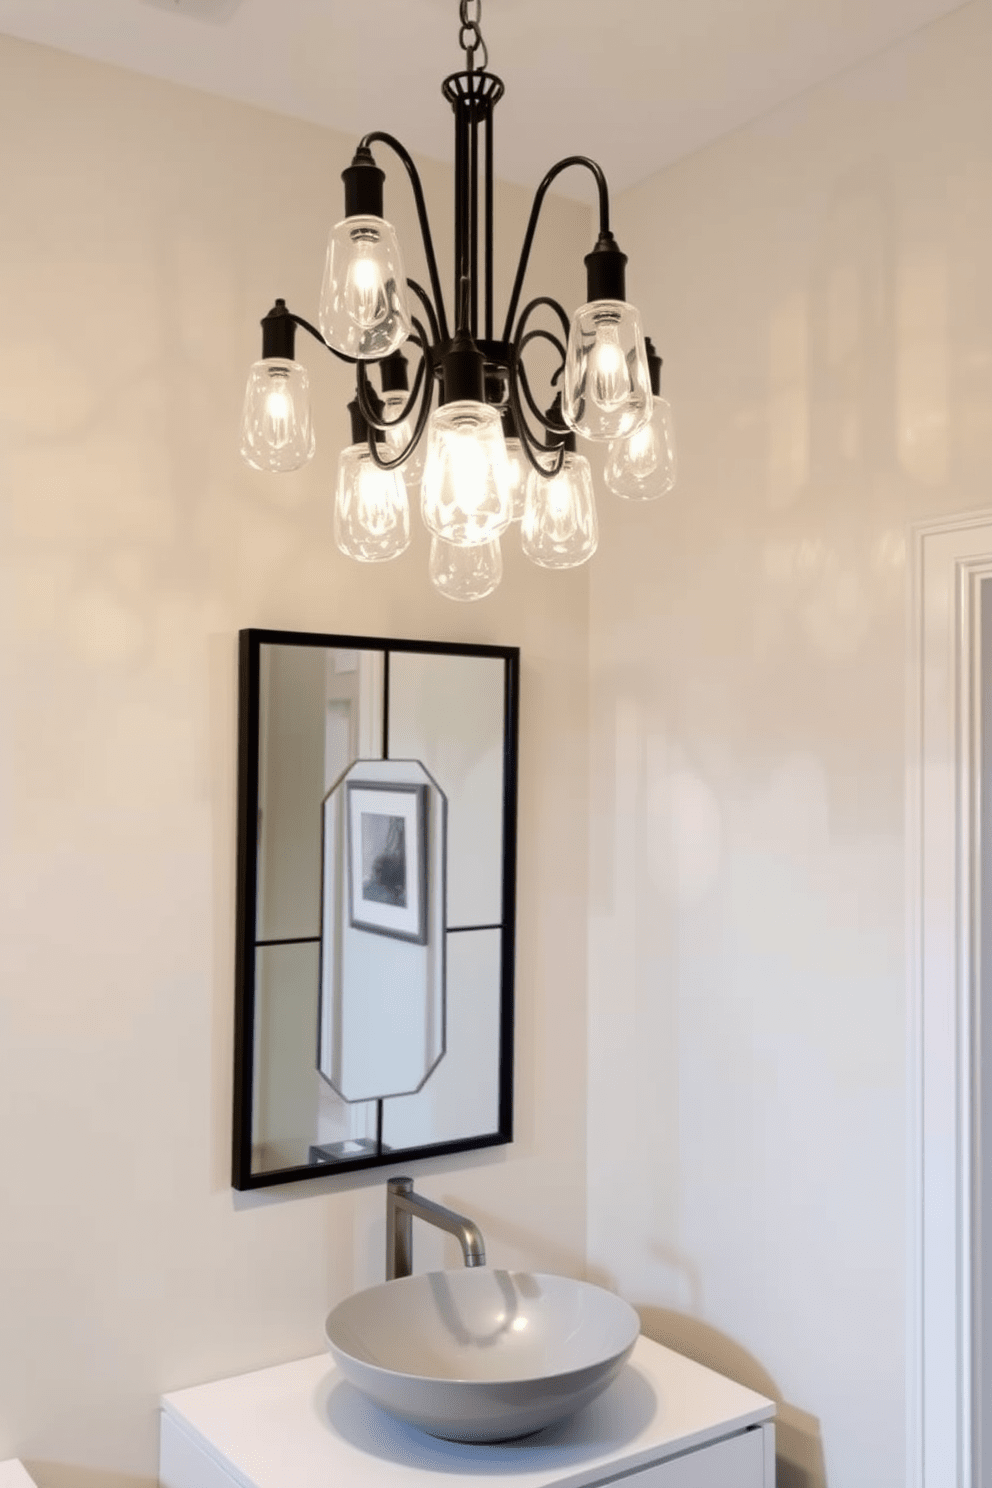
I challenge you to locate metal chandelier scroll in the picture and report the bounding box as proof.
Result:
[239,0,677,601]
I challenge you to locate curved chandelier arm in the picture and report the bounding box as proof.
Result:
[516,328,567,402]
[287,310,359,365]
[517,327,567,367]
[406,276,442,351]
[501,156,611,344]
[362,317,436,473]
[356,345,428,433]
[515,341,563,432]
[507,357,564,482]
[359,131,450,344]
[513,295,571,360]
[511,296,571,429]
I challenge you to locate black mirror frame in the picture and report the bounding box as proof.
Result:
[232,628,520,1191]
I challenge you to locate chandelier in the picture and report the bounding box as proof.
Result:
[238,0,676,601]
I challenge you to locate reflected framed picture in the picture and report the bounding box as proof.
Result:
[346,780,429,944]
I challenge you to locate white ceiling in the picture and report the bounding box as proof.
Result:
[0,0,971,197]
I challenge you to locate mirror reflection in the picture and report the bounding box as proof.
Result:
[233,629,519,1189]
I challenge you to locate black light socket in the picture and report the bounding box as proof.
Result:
[500,400,519,440]
[347,397,368,447]
[484,370,505,407]
[645,337,663,398]
[440,333,485,405]
[544,393,576,455]
[260,299,296,361]
[584,231,628,303]
[342,146,385,219]
[379,351,410,395]
[348,386,383,446]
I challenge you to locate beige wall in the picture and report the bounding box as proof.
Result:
[6,4,987,1484]
[0,36,591,1488]
[589,3,992,1485]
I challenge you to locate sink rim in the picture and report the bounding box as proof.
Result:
[325,1268,640,1388]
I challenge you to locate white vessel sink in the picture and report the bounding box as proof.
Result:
[324,1269,640,1442]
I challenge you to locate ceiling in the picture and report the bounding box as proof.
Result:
[0,0,971,197]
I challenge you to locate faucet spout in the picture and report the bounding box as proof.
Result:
[386,1176,487,1280]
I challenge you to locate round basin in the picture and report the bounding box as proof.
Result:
[325,1269,640,1442]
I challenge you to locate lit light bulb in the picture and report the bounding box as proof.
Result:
[429,534,502,601]
[334,445,410,562]
[264,379,291,438]
[420,402,511,546]
[239,358,315,473]
[346,234,389,329]
[605,396,677,500]
[319,215,412,360]
[563,299,652,441]
[521,452,598,569]
[626,421,656,468]
[587,314,631,412]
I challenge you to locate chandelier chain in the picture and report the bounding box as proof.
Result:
[458,0,488,71]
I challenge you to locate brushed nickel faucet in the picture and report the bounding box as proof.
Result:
[386,1176,487,1280]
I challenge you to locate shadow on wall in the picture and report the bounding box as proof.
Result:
[635,1308,826,1488]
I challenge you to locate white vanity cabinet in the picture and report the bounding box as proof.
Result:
[159,1336,775,1488]
[0,1463,38,1488]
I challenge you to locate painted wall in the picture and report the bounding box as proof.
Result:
[589,3,992,1485]
[5,5,987,1485]
[0,35,592,1488]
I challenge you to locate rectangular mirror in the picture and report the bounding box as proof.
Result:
[232,628,519,1189]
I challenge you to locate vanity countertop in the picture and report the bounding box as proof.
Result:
[160,1335,775,1488]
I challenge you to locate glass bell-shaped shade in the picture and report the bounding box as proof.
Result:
[379,390,426,488]
[239,358,315,472]
[521,452,599,569]
[319,215,412,360]
[562,300,652,441]
[503,436,529,522]
[334,444,410,562]
[420,401,511,546]
[429,534,502,601]
[604,396,677,500]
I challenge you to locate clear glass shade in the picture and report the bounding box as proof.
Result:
[605,396,677,500]
[429,535,502,601]
[420,401,511,546]
[379,390,426,488]
[562,300,652,441]
[334,444,410,562]
[239,358,315,473]
[319,215,412,360]
[521,452,598,569]
[503,436,528,522]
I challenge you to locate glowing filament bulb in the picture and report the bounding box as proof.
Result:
[626,420,656,470]
[346,232,389,329]
[521,452,598,569]
[335,445,410,562]
[238,357,315,473]
[319,214,412,359]
[604,396,677,500]
[263,374,292,447]
[420,402,511,546]
[562,299,651,441]
[588,315,631,412]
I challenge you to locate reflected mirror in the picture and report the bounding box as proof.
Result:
[232,629,519,1189]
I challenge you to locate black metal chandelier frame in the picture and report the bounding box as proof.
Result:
[256,0,635,484]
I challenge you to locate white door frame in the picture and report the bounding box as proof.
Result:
[909,511,992,1488]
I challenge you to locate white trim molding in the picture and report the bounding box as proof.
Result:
[909,511,992,1488]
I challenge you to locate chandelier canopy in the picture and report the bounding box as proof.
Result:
[239,0,676,600]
